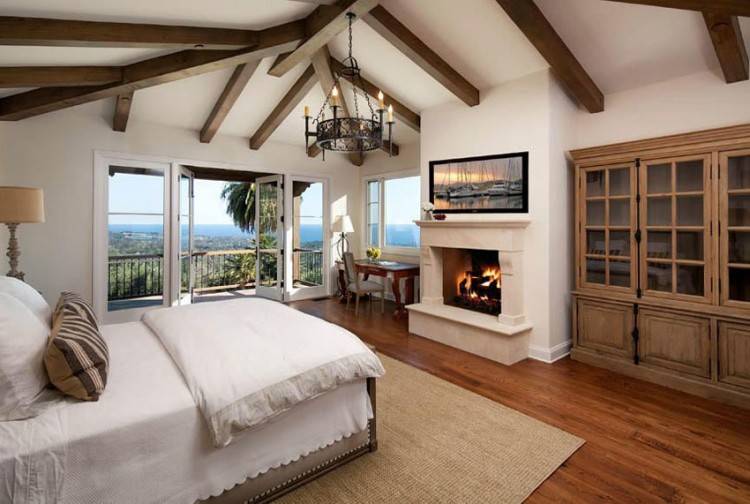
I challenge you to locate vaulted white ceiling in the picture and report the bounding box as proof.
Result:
[0,0,747,147]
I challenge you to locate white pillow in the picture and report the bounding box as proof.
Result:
[0,292,50,420]
[0,276,52,327]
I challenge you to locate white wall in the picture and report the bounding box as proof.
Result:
[0,99,409,305]
[420,70,559,355]
[574,69,750,149]
[546,77,578,360]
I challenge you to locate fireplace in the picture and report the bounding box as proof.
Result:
[442,248,501,315]
[408,218,532,366]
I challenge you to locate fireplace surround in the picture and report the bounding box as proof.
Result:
[407,218,532,365]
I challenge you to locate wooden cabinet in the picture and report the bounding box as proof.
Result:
[718,321,750,390]
[638,308,710,378]
[570,123,750,409]
[577,299,633,358]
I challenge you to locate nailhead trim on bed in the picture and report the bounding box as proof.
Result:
[244,424,372,504]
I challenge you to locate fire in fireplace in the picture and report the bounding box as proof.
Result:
[442,248,502,316]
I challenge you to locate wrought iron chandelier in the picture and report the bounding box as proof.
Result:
[304,12,394,158]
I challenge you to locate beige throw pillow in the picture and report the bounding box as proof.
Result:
[45,292,109,401]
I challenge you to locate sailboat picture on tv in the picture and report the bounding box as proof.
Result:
[429,152,529,213]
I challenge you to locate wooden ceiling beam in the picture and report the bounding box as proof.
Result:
[310,47,364,165]
[494,0,604,113]
[0,66,122,87]
[703,12,748,83]
[249,64,318,150]
[268,0,379,78]
[0,20,305,121]
[363,6,479,107]
[112,92,133,132]
[200,60,262,143]
[602,1,750,17]
[330,57,420,132]
[0,16,261,49]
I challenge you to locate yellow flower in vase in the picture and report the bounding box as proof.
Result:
[366,247,382,262]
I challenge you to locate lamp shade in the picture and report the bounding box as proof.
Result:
[332,214,354,234]
[0,187,45,223]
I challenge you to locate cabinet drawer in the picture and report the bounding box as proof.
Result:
[718,321,750,390]
[638,309,710,378]
[577,299,633,358]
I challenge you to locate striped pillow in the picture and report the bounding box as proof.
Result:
[44,292,109,401]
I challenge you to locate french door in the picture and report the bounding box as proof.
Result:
[284,176,329,301]
[177,167,195,305]
[94,155,172,323]
[255,175,285,300]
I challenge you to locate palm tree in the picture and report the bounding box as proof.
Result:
[221,182,255,233]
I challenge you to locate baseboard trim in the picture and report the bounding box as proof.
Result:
[528,340,572,364]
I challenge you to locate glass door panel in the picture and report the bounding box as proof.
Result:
[676,196,703,226]
[255,175,284,300]
[647,164,671,194]
[609,260,631,288]
[609,168,630,196]
[580,165,635,291]
[586,201,605,225]
[642,155,710,301]
[286,178,328,301]
[729,194,750,226]
[647,197,671,226]
[722,151,750,305]
[178,169,194,305]
[586,170,605,197]
[676,160,704,192]
[609,231,630,257]
[677,264,704,296]
[586,258,606,285]
[609,199,630,226]
[676,232,703,261]
[647,231,672,259]
[101,162,170,323]
[647,262,672,292]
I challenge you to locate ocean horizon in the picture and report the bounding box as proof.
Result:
[109,223,419,248]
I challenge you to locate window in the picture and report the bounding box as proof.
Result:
[365,175,420,251]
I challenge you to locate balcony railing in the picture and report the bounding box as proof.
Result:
[108,248,324,301]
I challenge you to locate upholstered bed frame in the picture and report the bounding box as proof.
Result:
[203,377,378,504]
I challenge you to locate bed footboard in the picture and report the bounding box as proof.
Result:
[204,377,378,504]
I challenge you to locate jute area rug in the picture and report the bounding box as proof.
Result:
[280,354,584,503]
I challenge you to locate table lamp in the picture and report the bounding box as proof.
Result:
[0,187,45,282]
[332,214,354,260]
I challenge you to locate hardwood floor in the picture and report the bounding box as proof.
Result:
[289,297,750,503]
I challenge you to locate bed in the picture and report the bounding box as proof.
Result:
[0,298,383,504]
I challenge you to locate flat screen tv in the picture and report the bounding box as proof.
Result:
[429,152,529,213]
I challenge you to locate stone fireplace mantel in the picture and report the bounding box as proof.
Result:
[407,218,533,365]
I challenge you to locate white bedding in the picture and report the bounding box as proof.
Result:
[0,319,373,504]
[143,298,385,448]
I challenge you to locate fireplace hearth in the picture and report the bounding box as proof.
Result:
[443,248,502,316]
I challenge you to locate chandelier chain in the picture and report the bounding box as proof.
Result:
[304,11,393,155]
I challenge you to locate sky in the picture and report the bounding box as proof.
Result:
[108,173,327,226]
[108,171,419,229]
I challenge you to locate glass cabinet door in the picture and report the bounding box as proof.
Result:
[721,150,750,306]
[580,164,636,291]
[641,155,711,301]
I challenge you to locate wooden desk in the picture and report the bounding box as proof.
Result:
[337,260,420,319]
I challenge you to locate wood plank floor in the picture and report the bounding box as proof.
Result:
[289,297,750,503]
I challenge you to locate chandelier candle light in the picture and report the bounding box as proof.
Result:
[304,12,395,158]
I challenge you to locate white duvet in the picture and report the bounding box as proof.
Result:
[1,318,374,504]
[142,297,384,448]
